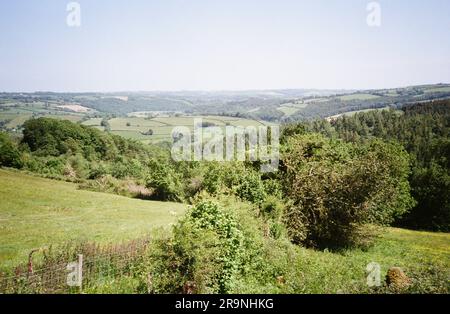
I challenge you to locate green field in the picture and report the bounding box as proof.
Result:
[278,106,300,116]
[424,86,450,93]
[327,107,396,120]
[0,101,85,130]
[276,226,450,293]
[338,93,381,101]
[0,169,186,268]
[83,115,275,143]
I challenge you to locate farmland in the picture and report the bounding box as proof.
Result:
[82,115,274,143]
[1,84,450,133]
[0,100,87,131]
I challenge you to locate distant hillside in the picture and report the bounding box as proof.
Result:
[1,84,449,127]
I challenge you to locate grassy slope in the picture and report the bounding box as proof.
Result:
[0,169,186,268]
[286,227,450,293]
[225,199,450,294]
[87,200,450,294]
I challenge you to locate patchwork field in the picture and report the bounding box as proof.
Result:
[82,115,275,143]
[326,106,397,120]
[338,93,381,101]
[0,101,86,130]
[0,169,186,269]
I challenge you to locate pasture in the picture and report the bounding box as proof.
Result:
[338,93,381,101]
[0,169,186,269]
[82,115,275,143]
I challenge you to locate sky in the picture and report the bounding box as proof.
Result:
[0,0,449,92]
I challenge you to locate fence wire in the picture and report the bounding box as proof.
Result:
[0,238,150,294]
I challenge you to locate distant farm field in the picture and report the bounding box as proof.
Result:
[0,169,186,268]
[338,93,381,101]
[327,106,397,120]
[424,86,450,93]
[0,101,86,130]
[82,115,275,143]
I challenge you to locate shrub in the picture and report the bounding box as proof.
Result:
[143,201,245,293]
[235,171,266,206]
[281,134,414,249]
[260,195,285,220]
[146,161,184,201]
[0,132,23,168]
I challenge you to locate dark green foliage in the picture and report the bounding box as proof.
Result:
[140,129,153,136]
[406,162,450,231]
[0,132,23,168]
[235,171,267,206]
[144,201,245,293]
[281,134,414,248]
[22,118,117,159]
[298,100,450,231]
[145,160,184,202]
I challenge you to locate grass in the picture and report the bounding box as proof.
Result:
[278,106,300,116]
[225,199,450,294]
[327,107,394,120]
[424,86,450,93]
[265,226,450,294]
[0,169,448,293]
[0,169,186,269]
[298,227,450,293]
[0,104,84,129]
[83,115,274,143]
[338,93,381,101]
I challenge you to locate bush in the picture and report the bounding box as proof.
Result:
[281,134,414,249]
[143,201,245,293]
[146,160,184,201]
[0,132,23,168]
[235,171,266,206]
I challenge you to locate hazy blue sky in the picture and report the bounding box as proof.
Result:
[0,0,449,92]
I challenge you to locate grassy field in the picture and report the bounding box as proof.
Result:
[0,169,186,269]
[0,102,85,129]
[327,106,396,120]
[424,86,450,93]
[82,115,275,143]
[274,227,450,293]
[338,93,381,101]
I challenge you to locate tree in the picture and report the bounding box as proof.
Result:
[0,132,23,168]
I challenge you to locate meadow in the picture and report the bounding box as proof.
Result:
[0,169,186,269]
[82,115,274,143]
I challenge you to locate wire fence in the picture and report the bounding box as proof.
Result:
[0,238,150,294]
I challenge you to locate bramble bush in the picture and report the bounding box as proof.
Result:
[143,201,245,293]
[281,134,414,249]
